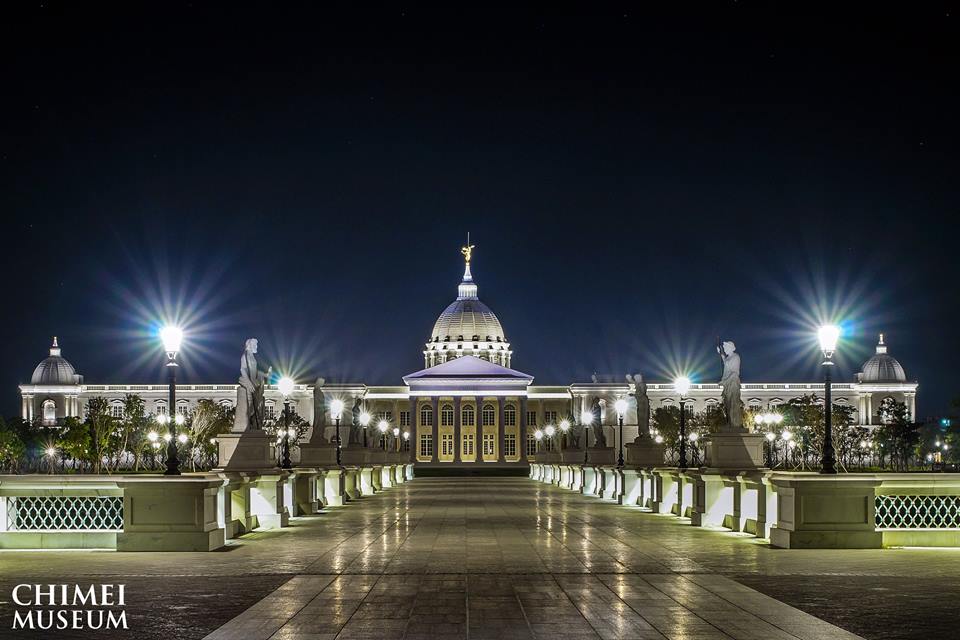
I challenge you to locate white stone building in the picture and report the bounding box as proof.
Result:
[18,251,918,467]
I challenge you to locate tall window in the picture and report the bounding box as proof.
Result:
[42,400,57,425]
[481,404,496,426]
[110,403,124,419]
[264,402,276,420]
[420,405,433,426]
[377,411,392,423]
[400,411,411,427]
[155,401,167,416]
[544,410,558,425]
[526,411,537,427]
[482,433,495,457]
[441,404,454,426]
[419,434,433,458]
[462,405,475,426]
[463,433,475,457]
[177,402,190,417]
[504,434,516,457]
[526,434,537,456]
[441,433,454,456]
[504,405,517,427]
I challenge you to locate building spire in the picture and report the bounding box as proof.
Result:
[457,235,478,299]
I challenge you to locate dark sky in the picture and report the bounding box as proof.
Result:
[2,3,958,418]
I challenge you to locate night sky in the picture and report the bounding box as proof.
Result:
[2,3,958,418]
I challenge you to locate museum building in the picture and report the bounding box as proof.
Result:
[18,251,919,467]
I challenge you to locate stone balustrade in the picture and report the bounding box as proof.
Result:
[529,462,960,549]
[0,461,414,551]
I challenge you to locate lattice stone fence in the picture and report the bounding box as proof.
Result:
[529,462,960,549]
[0,461,414,551]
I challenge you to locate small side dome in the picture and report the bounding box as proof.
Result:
[31,337,80,385]
[860,334,907,383]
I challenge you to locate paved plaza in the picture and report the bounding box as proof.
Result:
[1,477,958,640]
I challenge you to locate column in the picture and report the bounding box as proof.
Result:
[858,394,866,425]
[21,395,30,420]
[866,395,873,425]
[908,394,916,422]
[453,397,462,463]
[431,396,439,463]
[408,398,417,462]
[519,396,528,462]
[497,397,505,462]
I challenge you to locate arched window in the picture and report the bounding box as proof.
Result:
[420,404,433,426]
[264,400,276,420]
[482,404,496,426]
[504,404,517,427]
[218,399,233,408]
[155,400,167,416]
[441,404,454,426]
[461,404,475,426]
[42,400,57,425]
[110,401,124,418]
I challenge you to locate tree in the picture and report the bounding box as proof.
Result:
[0,427,25,473]
[652,406,681,461]
[84,397,115,474]
[874,398,918,471]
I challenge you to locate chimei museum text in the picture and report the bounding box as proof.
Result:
[11,584,128,631]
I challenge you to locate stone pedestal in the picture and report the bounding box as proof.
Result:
[625,439,665,466]
[586,447,615,465]
[116,478,225,551]
[703,431,766,469]
[340,447,374,466]
[215,432,276,471]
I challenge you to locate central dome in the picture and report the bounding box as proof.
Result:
[31,337,81,385]
[859,334,907,383]
[424,251,512,368]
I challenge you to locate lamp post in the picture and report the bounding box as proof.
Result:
[360,411,371,448]
[534,428,544,454]
[331,399,345,466]
[818,325,840,474]
[615,398,628,467]
[160,326,183,476]
[559,419,570,456]
[278,376,294,469]
[688,431,700,466]
[378,419,389,452]
[765,431,776,467]
[674,376,691,469]
[580,409,593,464]
[392,427,400,453]
[544,424,556,455]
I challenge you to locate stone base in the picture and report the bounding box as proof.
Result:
[625,440,665,466]
[586,447,615,465]
[340,448,374,465]
[215,432,276,471]
[770,528,882,549]
[299,443,338,466]
[703,431,765,469]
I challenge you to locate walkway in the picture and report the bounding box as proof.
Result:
[1,478,957,640]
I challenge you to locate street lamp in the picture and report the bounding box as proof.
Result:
[360,411,372,448]
[559,419,570,454]
[159,325,183,475]
[615,398,628,467]
[331,399,345,466]
[378,419,389,452]
[674,376,691,469]
[277,376,295,469]
[534,428,544,454]
[392,427,400,452]
[545,424,556,454]
[580,409,593,464]
[818,324,840,474]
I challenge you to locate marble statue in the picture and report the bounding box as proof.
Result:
[591,397,606,447]
[718,340,743,431]
[628,373,650,439]
[232,338,271,432]
[349,398,363,444]
[312,377,327,441]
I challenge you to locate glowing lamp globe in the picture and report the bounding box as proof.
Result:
[360,412,372,427]
[765,432,776,442]
[754,414,763,425]
[782,430,792,441]
[818,324,841,354]
[277,376,295,397]
[580,410,594,425]
[674,376,691,397]
[544,425,556,437]
[534,429,544,440]
[45,447,56,457]
[160,326,183,354]
[330,399,345,419]
[377,419,389,433]
[559,419,570,432]
[688,432,699,442]
[175,413,185,425]
[403,431,410,440]
[393,427,400,437]
[654,434,664,444]
[614,399,628,416]
[177,433,188,444]
[147,431,159,442]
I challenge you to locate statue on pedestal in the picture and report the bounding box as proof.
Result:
[349,398,363,444]
[628,373,650,440]
[717,340,744,431]
[591,397,606,447]
[232,338,271,432]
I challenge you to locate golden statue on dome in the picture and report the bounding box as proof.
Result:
[461,232,475,264]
